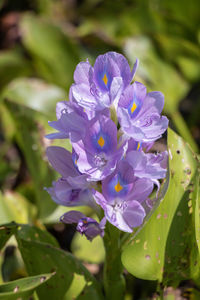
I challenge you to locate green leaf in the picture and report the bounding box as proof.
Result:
[0,223,58,250]
[20,13,80,89]
[16,224,59,248]
[124,36,189,114]
[0,273,53,300]
[0,50,31,91]
[4,99,57,219]
[122,128,199,284]
[124,36,198,152]
[71,233,105,264]
[0,223,103,299]
[0,223,16,250]
[0,191,35,225]
[16,239,103,300]
[2,78,66,118]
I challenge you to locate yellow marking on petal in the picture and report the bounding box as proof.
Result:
[102,73,108,86]
[137,142,140,150]
[75,159,77,165]
[83,220,88,224]
[98,136,105,147]
[131,102,137,114]
[114,181,123,193]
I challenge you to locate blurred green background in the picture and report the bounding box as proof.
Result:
[0,0,199,298]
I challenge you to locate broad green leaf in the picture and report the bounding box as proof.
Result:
[4,99,57,219]
[122,128,199,284]
[20,13,80,89]
[16,224,59,248]
[124,37,189,114]
[177,56,200,82]
[2,78,66,118]
[0,223,58,250]
[16,239,103,300]
[0,223,16,250]
[124,37,198,152]
[71,233,105,264]
[0,223,103,299]
[0,50,31,91]
[0,191,35,225]
[0,273,53,300]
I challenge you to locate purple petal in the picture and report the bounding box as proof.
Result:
[71,83,99,111]
[122,200,146,228]
[46,146,77,177]
[126,178,154,203]
[131,58,139,79]
[56,101,73,119]
[93,53,120,91]
[60,210,85,224]
[147,91,164,114]
[77,217,103,240]
[74,61,91,85]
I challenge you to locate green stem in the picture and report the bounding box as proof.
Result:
[103,224,125,300]
[171,111,198,153]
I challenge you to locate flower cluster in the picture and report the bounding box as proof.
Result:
[45,52,168,240]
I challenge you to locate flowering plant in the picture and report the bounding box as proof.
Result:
[46,51,169,299]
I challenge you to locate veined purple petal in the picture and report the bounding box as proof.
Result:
[74,61,91,85]
[131,58,139,79]
[72,115,123,181]
[46,178,93,207]
[122,200,146,228]
[126,150,168,180]
[60,210,105,241]
[46,146,78,178]
[93,53,120,91]
[60,210,85,223]
[93,190,146,233]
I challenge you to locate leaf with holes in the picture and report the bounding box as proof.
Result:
[16,239,104,300]
[121,128,200,285]
[0,273,54,300]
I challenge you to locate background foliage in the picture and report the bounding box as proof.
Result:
[0,0,199,299]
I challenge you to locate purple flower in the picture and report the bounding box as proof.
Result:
[93,161,153,232]
[125,150,168,192]
[126,150,168,180]
[70,52,138,111]
[60,210,106,241]
[117,82,169,142]
[45,179,94,207]
[45,146,95,207]
[72,115,127,181]
[46,101,89,142]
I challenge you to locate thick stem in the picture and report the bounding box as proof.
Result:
[103,224,125,300]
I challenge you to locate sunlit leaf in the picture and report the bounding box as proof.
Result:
[122,128,199,284]
[20,13,80,89]
[0,50,31,91]
[0,191,35,225]
[4,99,57,219]
[71,233,105,264]
[0,272,53,300]
[2,78,66,118]
[17,239,103,300]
